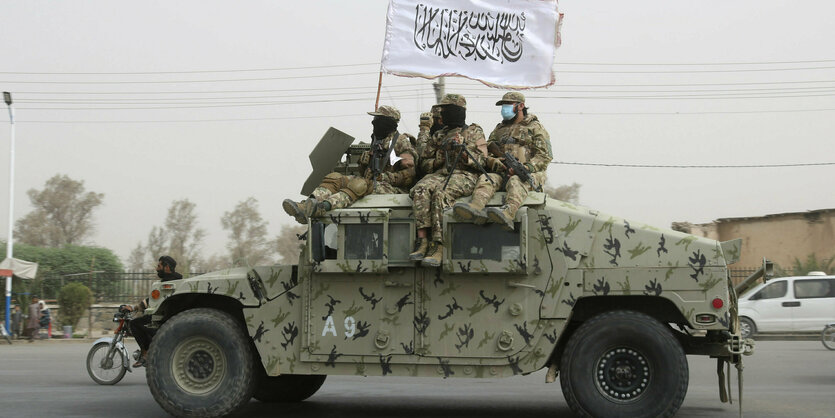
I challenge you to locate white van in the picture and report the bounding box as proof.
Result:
[737,272,835,338]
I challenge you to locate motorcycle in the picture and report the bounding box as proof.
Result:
[823,322,835,351]
[86,305,141,385]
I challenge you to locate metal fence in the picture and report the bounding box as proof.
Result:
[35,271,204,303]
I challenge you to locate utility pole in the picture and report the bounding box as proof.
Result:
[3,92,14,332]
[432,77,445,104]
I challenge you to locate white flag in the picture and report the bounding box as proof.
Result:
[381,0,563,89]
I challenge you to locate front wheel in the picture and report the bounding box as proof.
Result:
[822,324,835,351]
[147,308,255,418]
[87,342,127,385]
[560,310,689,418]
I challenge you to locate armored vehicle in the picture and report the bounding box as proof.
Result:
[144,128,756,417]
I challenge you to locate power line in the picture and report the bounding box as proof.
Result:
[551,161,835,168]
[3,58,835,75]
[552,65,835,74]
[0,72,379,84]
[15,107,835,123]
[0,63,379,75]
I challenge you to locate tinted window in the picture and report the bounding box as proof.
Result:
[754,281,787,300]
[794,279,834,299]
[451,223,520,261]
[344,224,383,259]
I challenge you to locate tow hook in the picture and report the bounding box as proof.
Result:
[727,334,755,356]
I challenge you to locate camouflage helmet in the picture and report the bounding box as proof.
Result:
[438,93,467,109]
[495,91,525,106]
[367,105,401,122]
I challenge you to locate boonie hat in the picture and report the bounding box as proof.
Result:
[438,94,467,108]
[495,91,525,105]
[367,105,401,122]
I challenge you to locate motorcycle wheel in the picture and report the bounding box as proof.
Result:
[87,341,127,385]
[822,325,835,351]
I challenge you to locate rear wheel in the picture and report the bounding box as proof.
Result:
[86,342,127,385]
[147,308,255,418]
[253,374,326,402]
[560,310,689,418]
[822,324,835,351]
[739,317,756,339]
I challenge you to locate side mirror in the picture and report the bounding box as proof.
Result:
[311,222,326,262]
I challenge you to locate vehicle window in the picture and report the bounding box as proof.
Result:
[794,279,834,299]
[344,224,383,259]
[324,223,338,259]
[450,223,520,261]
[753,281,787,300]
[388,223,411,262]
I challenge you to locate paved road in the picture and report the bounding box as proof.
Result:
[1,339,833,417]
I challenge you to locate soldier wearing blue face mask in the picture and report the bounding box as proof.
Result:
[453,92,553,230]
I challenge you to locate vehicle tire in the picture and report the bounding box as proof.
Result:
[739,317,756,339]
[822,324,835,351]
[147,308,255,418]
[559,310,689,418]
[86,342,127,385]
[253,374,327,402]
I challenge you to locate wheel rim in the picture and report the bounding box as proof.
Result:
[89,345,123,381]
[595,347,651,403]
[740,321,752,338]
[823,327,835,350]
[171,336,227,395]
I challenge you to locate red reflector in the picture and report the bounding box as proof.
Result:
[151,289,161,300]
[712,298,723,309]
[161,283,174,290]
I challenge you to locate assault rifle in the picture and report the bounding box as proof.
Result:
[441,141,494,191]
[487,142,541,192]
[368,134,392,189]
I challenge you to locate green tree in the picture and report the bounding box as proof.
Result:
[221,197,272,267]
[274,224,306,265]
[789,253,834,276]
[15,174,104,246]
[164,199,205,272]
[57,283,92,327]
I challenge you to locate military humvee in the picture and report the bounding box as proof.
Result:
[144,128,756,417]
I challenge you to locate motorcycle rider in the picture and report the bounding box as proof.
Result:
[125,256,182,367]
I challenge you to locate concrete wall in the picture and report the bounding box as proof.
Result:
[675,209,835,270]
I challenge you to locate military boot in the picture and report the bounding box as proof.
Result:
[452,200,488,224]
[486,204,517,231]
[409,237,429,261]
[421,242,444,267]
[283,198,318,224]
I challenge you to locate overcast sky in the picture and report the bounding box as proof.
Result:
[0,1,833,267]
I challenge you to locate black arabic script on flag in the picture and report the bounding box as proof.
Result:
[412,3,526,64]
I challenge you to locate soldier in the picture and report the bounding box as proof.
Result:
[416,104,442,157]
[453,92,552,230]
[283,105,417,224]
[409,94,488,267]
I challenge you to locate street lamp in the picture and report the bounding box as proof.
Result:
[3,91,14,333]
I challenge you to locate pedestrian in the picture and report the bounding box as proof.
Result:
[27,296,40,342]
[39,300,52,338]
[11,305,22,339]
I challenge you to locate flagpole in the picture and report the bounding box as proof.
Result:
[374,71,383,111]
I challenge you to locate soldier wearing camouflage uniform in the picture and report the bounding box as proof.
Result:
[409,94,488,267]
[453,92,552,230]
[416,104,442,157]
[283,105,418,224]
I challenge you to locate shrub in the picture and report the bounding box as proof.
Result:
[57,283,92,327]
